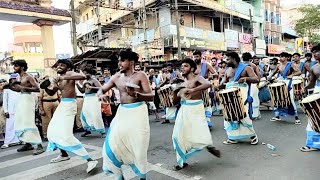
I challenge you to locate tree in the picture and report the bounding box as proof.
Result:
[294,4,320,45]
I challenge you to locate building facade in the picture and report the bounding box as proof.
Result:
[75,0,265,60]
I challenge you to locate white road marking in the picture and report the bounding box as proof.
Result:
[0,149,20,157]
[1,151,102,180]
[0,151,57,169]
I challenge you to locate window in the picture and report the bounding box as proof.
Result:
[265,10,269,21]
[270,12,275,23]
[276,13,281,25]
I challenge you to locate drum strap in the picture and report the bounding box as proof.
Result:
[244,83,253,119]
[299,62,305,72]
[200,63,207,78]
[234,63,248,81]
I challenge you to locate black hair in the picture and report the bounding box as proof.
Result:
[166,63,173,68]
[148,75,153,82]
[311,44,320,52]
[226,52,241,63]
[252,56,259,59]
[119,48,139,63]
[83,67,96,75]
[12,59,28,71]
[162,63,167,68]
[292,53,301,57]
[305,53,312,57]
[211,57,217,61]
[181,58,197,72]
[271,58,278,61]
[279,52,291,58]
[193,50,202,56]
[242,52,252,62]
[56,59,74,70]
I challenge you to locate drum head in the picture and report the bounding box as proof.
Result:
[219,87,239,94]
[269,82,285,87]
[292,79,303,85]
[301,93,320,103]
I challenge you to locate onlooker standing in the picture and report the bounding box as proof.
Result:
[1,74,20,149]
[103,68,111,84]
[75,80,84,132]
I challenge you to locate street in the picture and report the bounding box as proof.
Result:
[0,109,320,180]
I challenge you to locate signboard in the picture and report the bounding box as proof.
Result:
[224,0,253,16]
[44,58,57,68]
[56,54,71,59]
[255,39,266,49]
[173,36,225,51]
[239,33,252,44]
[225,29,239,41]
[267,44,284,54]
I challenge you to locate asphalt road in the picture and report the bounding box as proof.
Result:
[0,108,319,180]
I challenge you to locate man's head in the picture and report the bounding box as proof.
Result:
[311,44,320,61]
[292,53,301,62]
[103,68,110,76]
[211,57,218,66]
[226,52,240,67]
[149,68,155,76]
[134,64,141,71]
[12,59,28,73]
[82,67,96,80]
[242,52,252,62]
[305,53,312,61]
[193,50,202,64]
[270,58,278,65]
[252,56,260,66]
[162,64,168,73]
[219,61,226,68]
[279,52,291,63]
[181,58,197,76]
[167,63,174,73]
[118,49,139,73]
[55,59,74,74]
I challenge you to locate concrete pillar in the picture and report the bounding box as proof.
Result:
[33,19,56,76]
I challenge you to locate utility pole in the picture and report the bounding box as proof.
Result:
[70,0,77,56]
[249,9,256,55]
[174,0,182,60]
[142,0,149,62]
[97,0,103,47]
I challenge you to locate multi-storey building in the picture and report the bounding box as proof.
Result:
[75,0,265,61]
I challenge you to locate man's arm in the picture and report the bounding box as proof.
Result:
[268,65,279,80]
[219,69,228,89]
[100,75,116,95]
[288,63,301,78]
[62,71,86,80]
[305,68,316,91]
[136,72,154,101]
[207,62,216,75]
[239,66,259,83]
[38,89,44,114]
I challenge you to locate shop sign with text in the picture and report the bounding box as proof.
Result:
[239,33,252,44]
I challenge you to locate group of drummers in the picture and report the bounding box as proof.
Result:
[157,45,320,153]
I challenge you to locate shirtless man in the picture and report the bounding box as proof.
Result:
[171,58,220,171]
[11,60,45,155]
[300,45,320,152]
[76,67,105,137]
[46,59,98,173]
[252,56,268,79]
[268,52,301,124]
[242,52,261,120]
[292,53,304,72]
[193,50,216,129]
[219,52,259,145]
[302,53,317,78]
[99,49,153,180]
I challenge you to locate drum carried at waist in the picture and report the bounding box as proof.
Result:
[292,76,304,101]
[268,82,291,108]
[157,84,174,107]
[201,89,211,107]
[218,87,247,121]
[300,93,320,132]
[258,79,271,102]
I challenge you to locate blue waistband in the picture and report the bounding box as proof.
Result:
[85,93,96,97]
[120,102,144,108]
[61,98,76,102]
[180,100,203,106]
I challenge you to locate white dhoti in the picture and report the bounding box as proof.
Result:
[4,114,19,145]
[172,100,213,167]
[14,93,42,145]
[47,98,90,159]
[305,82,320,149]
[251,84,261,119]
[224,83,257,140]
[81,94,105,133]
[103,102,150,179]
[166,106,177,120]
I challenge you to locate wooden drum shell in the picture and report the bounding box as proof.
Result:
[300,94,320,132]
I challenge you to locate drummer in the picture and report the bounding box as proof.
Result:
[252,56,268,80]
[268,52,302,124]
[193,50,216,130]
[219,52,259,145]
[242,53,261,120]
[300,44,320,152]
[303,53,317,79]
[292,53,305,73]
[159,63,183,124]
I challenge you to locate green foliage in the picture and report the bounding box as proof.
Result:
[294,4,320,44]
